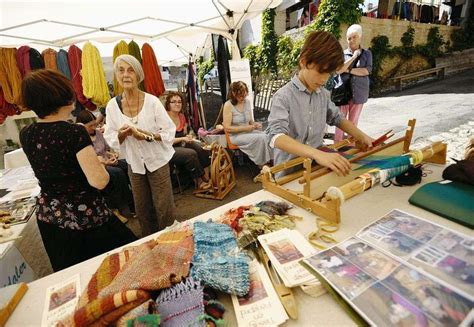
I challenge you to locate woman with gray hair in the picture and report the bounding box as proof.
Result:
[334,24,373,142]
[104,54,176,237]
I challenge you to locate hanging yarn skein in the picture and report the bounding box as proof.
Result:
[128,40,144,91]
[142,43,165,97]
[113,40,129,96]
[42,48,58,71]
[0,48,23,105]
[82,42,111,107]
[16,46,31,77]
[68,44,96,111]
[56,49,71,79]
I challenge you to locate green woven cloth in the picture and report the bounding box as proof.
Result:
[409,181,474,228]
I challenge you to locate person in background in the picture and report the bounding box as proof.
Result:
[19,69,136,271]
[266,31,374,178]
[104,55,176,237]
[223,81,271,167]
[334,24,373,142]
[76,109,133,219]
[165,91,211,191]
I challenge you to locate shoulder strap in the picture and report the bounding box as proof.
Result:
[115,95,123,113]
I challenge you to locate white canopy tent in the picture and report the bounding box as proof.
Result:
[0,0,281,65]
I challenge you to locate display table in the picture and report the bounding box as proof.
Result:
[6,164,470,326]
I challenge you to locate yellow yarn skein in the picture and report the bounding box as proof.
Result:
[81,42,110,107]
[0,48,23,105]
[113,40,129,96]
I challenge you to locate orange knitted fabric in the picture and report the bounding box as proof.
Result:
[42,48,58,71]
[0,48,22,105]
[142,43,165,97]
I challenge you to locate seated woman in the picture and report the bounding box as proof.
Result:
[76,109,133,218]
[223,81,271,167]
[165,91,211,190]
[19,69,136,271]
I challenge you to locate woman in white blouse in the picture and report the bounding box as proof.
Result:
[104,54,176,236]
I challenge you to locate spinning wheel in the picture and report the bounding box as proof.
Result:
[194,143,236,200]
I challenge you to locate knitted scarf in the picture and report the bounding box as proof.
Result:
[141,43,165,97]
[191,222,250,296]
[57,49,71,79]
[42,48,58,71]
[113,40,129,96]
[74,231,194,326]
[68,44,97,111]
[15,45,31,77]
[0,48,22,105]
[82,42,111,107]
[128,40,144,91]
[28,48,44,70]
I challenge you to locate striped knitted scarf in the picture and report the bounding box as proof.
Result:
[73,231,194,326]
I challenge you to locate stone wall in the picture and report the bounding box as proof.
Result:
[436,48,474,75]
[281,16,459,49]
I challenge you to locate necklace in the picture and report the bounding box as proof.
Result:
[124,91,140,124]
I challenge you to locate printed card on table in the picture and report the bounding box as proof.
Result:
[231,259,288,326]
[258,229,317,287]
[41,274,80,327]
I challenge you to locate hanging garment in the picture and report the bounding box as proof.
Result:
[0,48,22,105]
[128,40,144,90]
[215,35,231,105]
[68,44,96,111]
[141,43,165,97]
[15,46,31,77]
[187,62,200,132]
[29,48,44,70]
[56,49,71,79]
[42,48,58,71]
[113,40,129,96]
[82,42,111,107]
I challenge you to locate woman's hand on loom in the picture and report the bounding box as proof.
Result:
[355,134,375,151]
[312,150,351,177]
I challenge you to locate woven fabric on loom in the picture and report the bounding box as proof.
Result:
[156,277,205,327]
[191,222,250,296]
[99,231,194,297]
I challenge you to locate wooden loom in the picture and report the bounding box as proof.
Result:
[261,119,448,224]
[194,143,236,200]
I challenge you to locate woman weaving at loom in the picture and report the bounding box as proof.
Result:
[266,31,374,178]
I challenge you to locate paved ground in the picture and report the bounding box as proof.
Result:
[19,69,474,277]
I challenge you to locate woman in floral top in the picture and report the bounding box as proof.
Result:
[20,69,136,271]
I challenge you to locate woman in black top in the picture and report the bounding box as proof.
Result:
[20,69,136,271]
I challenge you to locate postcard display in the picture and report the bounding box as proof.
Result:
[303,209,473,327]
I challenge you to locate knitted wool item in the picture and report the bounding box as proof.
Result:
[116,299,158,327]
[99,232,194,297]
[191,222,250,296]
[156,277,205,327]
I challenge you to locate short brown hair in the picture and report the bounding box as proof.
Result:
[165,91,185,111]
[227,81,249,105]
[21,69,75,118]
[299,31,344,73]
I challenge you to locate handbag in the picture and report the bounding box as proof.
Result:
[331,49,364,106]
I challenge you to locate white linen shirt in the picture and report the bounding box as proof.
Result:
[104,93,176,175]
